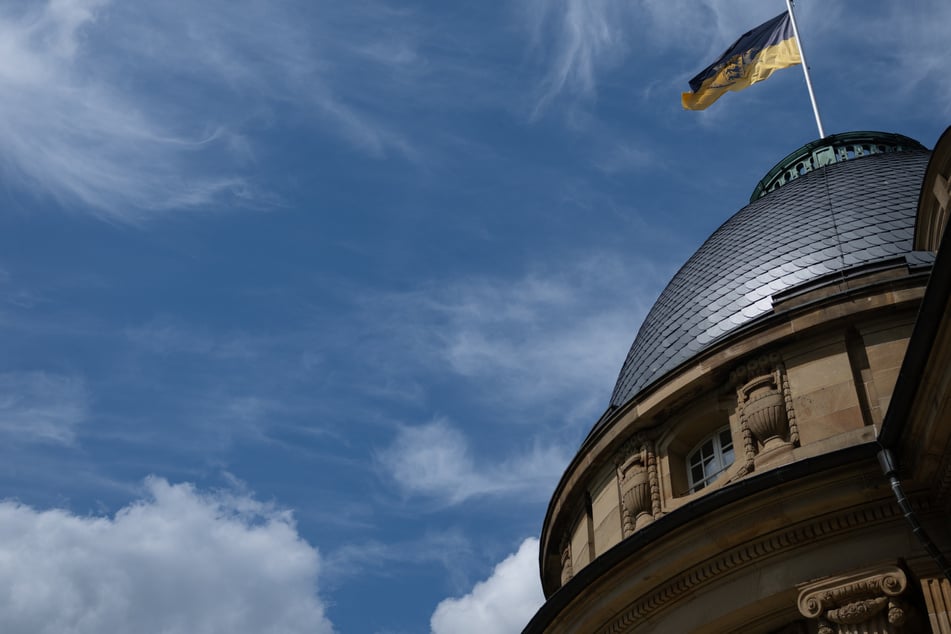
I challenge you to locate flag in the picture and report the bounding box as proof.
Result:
[682,12,801,111]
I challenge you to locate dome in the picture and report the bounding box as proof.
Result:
[529,127,951,634]
[607,133,931,416]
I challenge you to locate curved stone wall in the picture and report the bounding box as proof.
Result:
[541,259,928,595]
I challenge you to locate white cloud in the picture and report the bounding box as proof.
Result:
[526,0,626,107]
[846,1,951,112]
[0,477,335,634]
[431,538,544,634]
[377,252,661,425]
[521,1,951,113]
[521,0,767,109]
[323,529,475,589]
[0,0,422,220]
[0,0,251,219]
[0,371,88,443]
[377,418,569,505]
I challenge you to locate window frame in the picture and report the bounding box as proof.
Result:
[686,426,735,493]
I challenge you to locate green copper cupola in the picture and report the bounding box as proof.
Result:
[751,131,926,202]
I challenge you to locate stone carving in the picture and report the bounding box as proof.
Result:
[729,353,782,386]
[732,395,757,479]
[742,372,789,450]
[646,438,661,518]
[797,565,912,634]
[615,434,660,537]
[779,361,800,446]
[731,354,798,460]
[559,533,573,585]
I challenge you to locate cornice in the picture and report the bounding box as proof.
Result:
[596,498,924,634]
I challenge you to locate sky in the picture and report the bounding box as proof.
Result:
[0,1,948,632]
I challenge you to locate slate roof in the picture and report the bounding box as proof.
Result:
[607,148,932,414]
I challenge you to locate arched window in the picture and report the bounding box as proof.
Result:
[687,426,735,492]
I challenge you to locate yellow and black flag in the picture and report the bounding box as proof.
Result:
[682,12,801,111]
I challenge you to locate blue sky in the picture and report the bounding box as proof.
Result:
[0,1,948,632]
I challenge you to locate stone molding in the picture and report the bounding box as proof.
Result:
[596,498,913,634]
[797,565,911,634]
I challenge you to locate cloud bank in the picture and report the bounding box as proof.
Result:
[0,478,334,634]
[431,538,544,634]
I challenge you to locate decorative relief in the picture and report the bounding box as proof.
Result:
[559,533,573,585]
[733,395,757,479]
[729,353,798,474]
[598,498,915,634]
[779,361,800,446]
[797,565,912,634]
[647,439,661,518]
[615,433,660,538]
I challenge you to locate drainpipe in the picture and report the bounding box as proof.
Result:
[877,447,951,582]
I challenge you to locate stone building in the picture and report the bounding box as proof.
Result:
[524,128,951,634]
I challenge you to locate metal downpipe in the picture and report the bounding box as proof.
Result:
[878,447,951,582]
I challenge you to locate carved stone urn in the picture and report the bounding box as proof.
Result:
[741,373,789,451]
[620,469,652,532]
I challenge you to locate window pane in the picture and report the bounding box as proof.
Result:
[719,429,733,450]
[691,463,705,482]
[721,445,735,467]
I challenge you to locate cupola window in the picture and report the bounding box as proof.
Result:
[687,427,735,492]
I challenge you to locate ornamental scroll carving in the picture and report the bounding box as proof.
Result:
[615,433,660,538]
[730,353,799,477]
[797,565,913,634]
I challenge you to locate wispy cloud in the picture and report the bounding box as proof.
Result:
[0,477,334,634]
[324,528,476,590]
[520,0,951,116]
[366,252,662,425]
[0,0,426,220]
[524,0,627,109]
[123,318,261,360]
[430,538,543,634]
[0,371,88,444]
[521,0,769,111]
[377,418,569,506]
[835,1,951,113]
[0,0,251,219]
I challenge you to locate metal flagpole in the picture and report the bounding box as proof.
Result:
[785,0,826,138]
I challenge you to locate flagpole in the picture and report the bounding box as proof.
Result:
[785,0,826,138]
